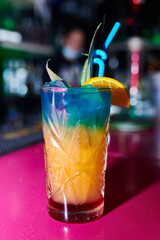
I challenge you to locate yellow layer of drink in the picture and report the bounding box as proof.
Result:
[43,123,109,205]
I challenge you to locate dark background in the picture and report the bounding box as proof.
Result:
[0,0,160,154]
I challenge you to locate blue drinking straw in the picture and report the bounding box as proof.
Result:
[93,22,121,77]
[93,49,107,77]
[94,49,107,60]
[93,58,105,77]
[104,22,121,50]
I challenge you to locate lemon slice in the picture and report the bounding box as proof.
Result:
[82,77,130,108]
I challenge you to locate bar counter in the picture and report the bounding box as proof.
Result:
[0,121,160,240]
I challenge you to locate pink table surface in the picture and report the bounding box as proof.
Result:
[0,126,160,240]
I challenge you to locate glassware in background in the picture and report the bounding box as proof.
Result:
[147,51,160,119]
[2,59,43,97]
[149,71,160,119]
[3,59,28,97]
[110,37,157,131]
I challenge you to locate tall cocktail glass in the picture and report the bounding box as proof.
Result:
[41,84,111,223]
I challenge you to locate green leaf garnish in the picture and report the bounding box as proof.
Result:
[88,23,102,60]
[80,23,102,86]
[80,58,89,86]
[46,59,62,81]
[82,53,89,57]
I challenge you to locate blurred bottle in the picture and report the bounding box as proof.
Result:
[110,37,156,131]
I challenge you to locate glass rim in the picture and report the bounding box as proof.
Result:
[41,86,111,93]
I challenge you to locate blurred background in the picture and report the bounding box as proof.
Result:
[0,0,160,155]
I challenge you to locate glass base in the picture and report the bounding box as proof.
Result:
[47,200,104,223]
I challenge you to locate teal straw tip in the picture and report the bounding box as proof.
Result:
[115,22,121,27]
[104,21,121,49]
[94,49,107,60]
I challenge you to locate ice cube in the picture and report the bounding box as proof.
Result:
[41,89,53,124]
[97,91,111,127]
[64,88,104,127]
[44,80,72,110]
[44,80,71,88]
[78,91,104,127]
[64,85,97,111]
[80,84,95,89]
[64,92,81,126]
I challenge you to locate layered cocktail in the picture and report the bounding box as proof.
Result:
[41,82,111,222]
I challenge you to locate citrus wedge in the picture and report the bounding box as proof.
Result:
[82,77,130,108]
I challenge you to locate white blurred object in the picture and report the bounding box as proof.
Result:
[0,29,22,44]
[3,64,28,97]
[150,71,160,118]
[110,105,121,116]
[127,37,144,52]
[109,57,119,70]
